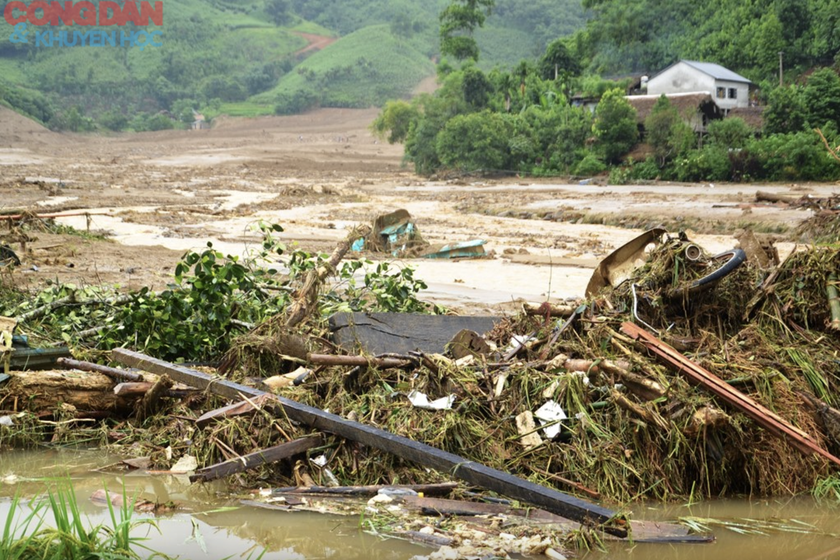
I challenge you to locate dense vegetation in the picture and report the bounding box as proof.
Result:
[373,59,840,182]
[573,0,840,81]
[368,0,840,182]
[0,0,585,129]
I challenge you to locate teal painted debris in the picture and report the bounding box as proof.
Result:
[352,209,490,259]
[422,239,487,259]
[351,209,429,257]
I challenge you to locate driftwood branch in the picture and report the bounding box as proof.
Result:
[285,225,372,329]
[18,293,133,325]
[307,353,414,369]
[816,128,840,162]
[57,357,144,382]
[611,390,669,430]
[522,302,577,318]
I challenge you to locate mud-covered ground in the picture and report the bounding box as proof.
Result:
[1,105,835,313]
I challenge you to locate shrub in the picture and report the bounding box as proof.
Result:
[595,88,639,163]
[574,153,607,176]
[436,111,513,172]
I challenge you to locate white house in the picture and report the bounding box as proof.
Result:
[647,60,752,112]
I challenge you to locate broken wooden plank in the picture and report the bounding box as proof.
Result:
[190,436,321,483]
[265,482,458,497]
[403,495,577,525]
[112,348,625,535]
[621,321,840,468]
[58,358,144,382]
[113,382,197,399]
[195,394,275,428]
[329,312,501,355]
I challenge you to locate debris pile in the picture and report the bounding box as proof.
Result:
[2,225,840,556]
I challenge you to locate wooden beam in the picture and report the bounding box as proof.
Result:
[190,436,321,483]
[621,321,840,468]
[111,348,625,535]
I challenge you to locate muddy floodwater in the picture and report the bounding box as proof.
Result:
[0,449,424,559]
[2,449,840,560]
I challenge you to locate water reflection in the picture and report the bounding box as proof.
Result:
[601,498,840,560]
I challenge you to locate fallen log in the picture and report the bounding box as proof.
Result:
[265,482,459,497]
[58,358,144,382]
[755,190,800,204]
[3,370,131,412]
[190,436,322,483]
[112,348,626,535]
[621,321,840,468]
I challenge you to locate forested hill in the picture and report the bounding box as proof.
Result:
[0,0,585,131]
[574,0,840,83]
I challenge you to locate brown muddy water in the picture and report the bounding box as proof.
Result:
[2,449,840,560]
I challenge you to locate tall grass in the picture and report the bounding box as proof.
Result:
[0,484,167,560]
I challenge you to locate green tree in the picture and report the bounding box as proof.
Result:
[436,111,512,172]
[707,117,753,150]
[644,95,695,166]
[764,86,808,134]
[462,66,494,109]
[595,88,638,163]
[265,0,292,25]
[803,68,840,129]
[539,39,580,80]
[439,0,495,62]
[371,100,420,144]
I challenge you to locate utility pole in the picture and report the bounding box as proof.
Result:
[779,51,784,87]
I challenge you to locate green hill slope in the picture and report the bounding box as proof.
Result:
[253,25,436,112]
[0,0,588,128]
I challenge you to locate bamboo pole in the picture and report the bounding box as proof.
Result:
[828,275,840,331]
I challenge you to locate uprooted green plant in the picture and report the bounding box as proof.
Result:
[4,222,439,362]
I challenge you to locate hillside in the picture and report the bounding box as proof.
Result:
[0,0,587,130]
[574,0,840,82]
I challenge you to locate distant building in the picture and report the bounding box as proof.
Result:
[191,110,211,130]
[647,60,753,112]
